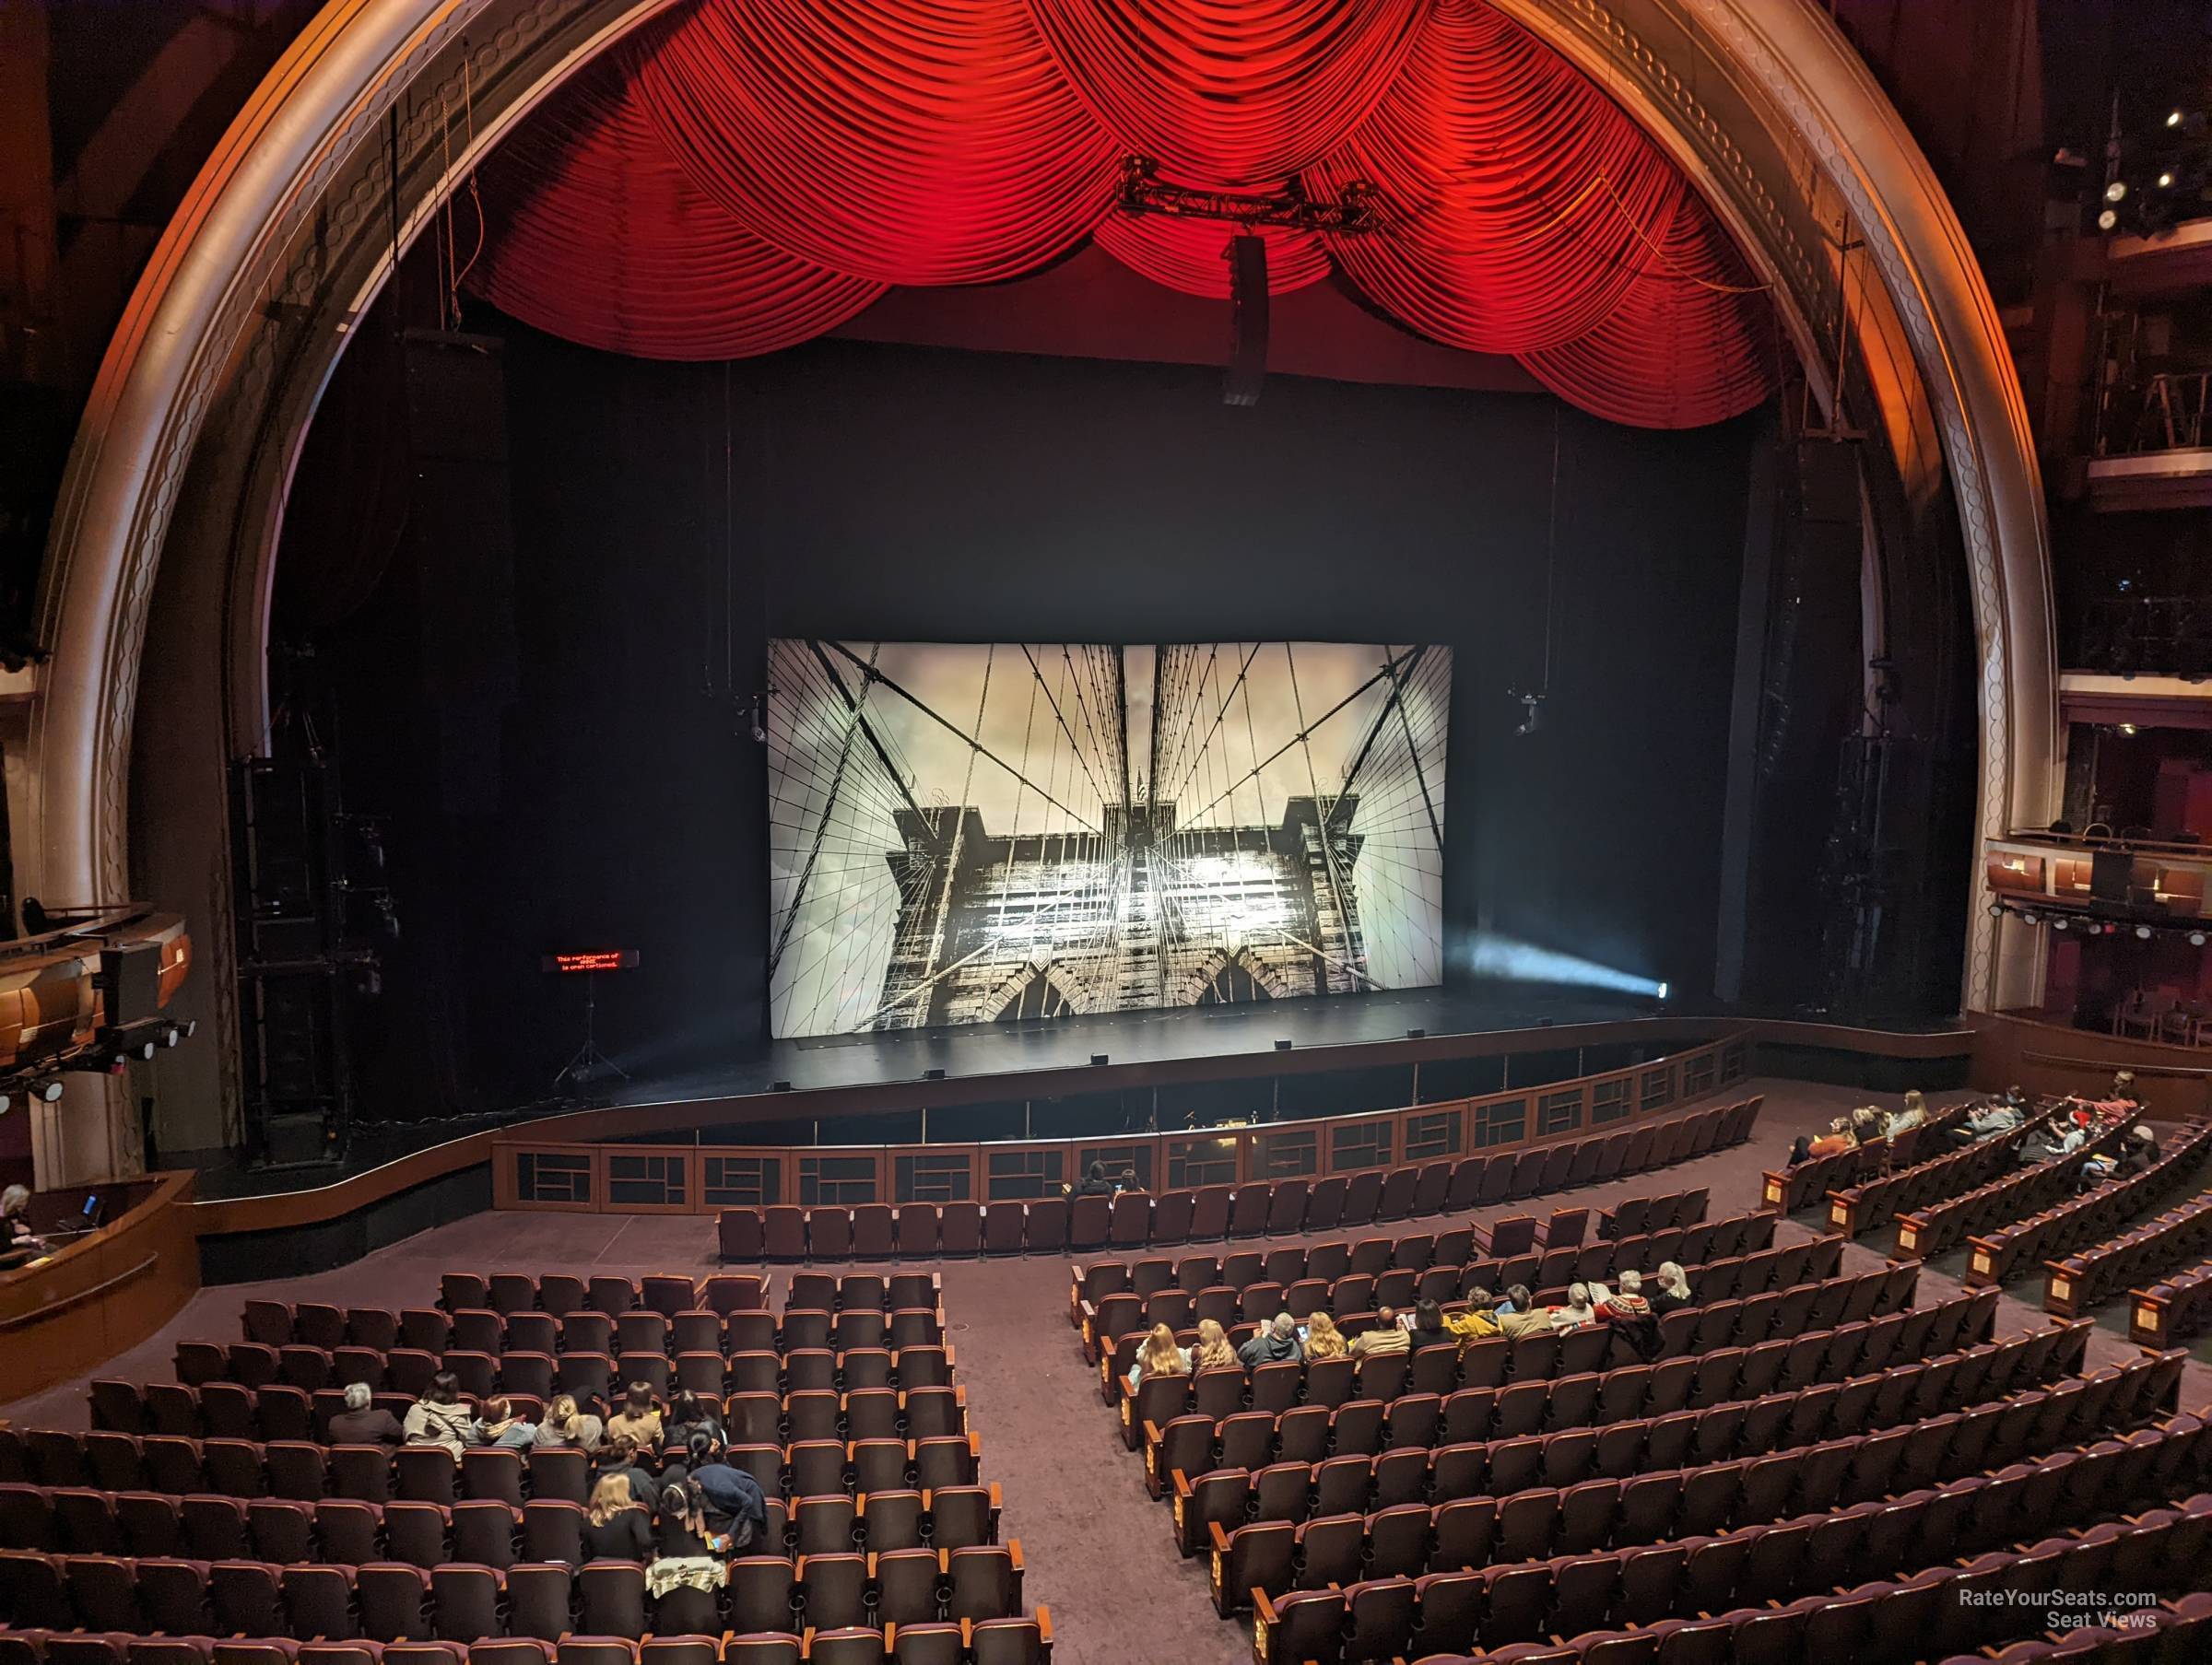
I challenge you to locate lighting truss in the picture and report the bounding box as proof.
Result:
[1116,158,1382,233]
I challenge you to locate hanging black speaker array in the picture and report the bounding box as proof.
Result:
[1223,233,1270,407]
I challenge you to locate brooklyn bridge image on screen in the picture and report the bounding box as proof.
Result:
[765,641,1451,1039]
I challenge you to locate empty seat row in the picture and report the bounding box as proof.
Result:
[1971,1120,2212,1289]
[195,1312,947,1391]
[1822,1108,2033,1237]
[0,1429,982,1508]
[1244,1459,2212,1664]
[249,1276,936,1356]
[0,1626,1051,1665]
[1759,1098,1985,1215]
[1095,1257,1917,1396]
[2130,1249,2212,1348]
[721,1099,1765,1261]
[95,1347,955,1441]
[2047,1190,2212,1318]
[1124,1285,2001,1464]
[0,1545,1031,1644]
[1205,1352,2190,1612]
[1897,1120,2136,1260]
[0,1483,999,1568]
[1148,1315,2084,1521]
[435,1276,768,1320]
[1594,1189,1709,1242]
[1067,1199,1744,1316]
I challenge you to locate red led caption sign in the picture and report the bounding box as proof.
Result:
[542,950,640,974]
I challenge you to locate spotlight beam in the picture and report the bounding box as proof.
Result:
[1463,932,1665,999]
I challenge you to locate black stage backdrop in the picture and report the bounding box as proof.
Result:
[281,323,1759,1116]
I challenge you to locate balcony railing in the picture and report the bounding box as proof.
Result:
[1985,827,2212,932]
[2075,595,2212,677]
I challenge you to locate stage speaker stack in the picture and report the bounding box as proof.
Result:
[1223,233,1269,407]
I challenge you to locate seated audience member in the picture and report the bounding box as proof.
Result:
[1888,1089,1929,1134]
[1405,1298,1453,1354]
[1595,1270,1652,1320]
[581,1472,654,1562]
[1550,1284,1600,1333]
[1191,1318,1238,1372]
[1445,1289,1502,1345]
[1850,1106,1886,1144]
[2112,1070,2138,1106]
[1069,1160,1114,1198]
[1496,1302,1554,1340]
[606,1382,664,1448]
[535,1392,605,1452]
[330,1381,406,1447]
[404,1372,476,1458]
[594,1434,662,1509]
[657,1475,721,1559]
[474,1396,538,1450]
[1302,1311,1349,1360]
[1114,1167,1146,1197]
[1497,1284,1534,1317]
[1951,1096,2026,1147]
[661,1429,721,1493]
[1784,1135,1813,1168]
[1649,1262,1693,1313]
[661,1390,724,1455]
[1239,1312,1302,1367]
[1,1185,43,1254]
[1806,1117,1856,1159]
[1349,1307,1410,1357]
[688,1457,771,1552]
[1130,1321,1191,1385]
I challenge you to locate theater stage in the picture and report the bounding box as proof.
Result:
[192,985,1678,1199]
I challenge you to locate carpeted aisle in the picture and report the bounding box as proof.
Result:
[9,1078,2206,1663]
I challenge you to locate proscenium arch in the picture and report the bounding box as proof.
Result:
[26,0,2055,1176]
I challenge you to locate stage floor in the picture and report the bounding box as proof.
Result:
[189,985,1670,1198]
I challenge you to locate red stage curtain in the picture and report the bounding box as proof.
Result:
[1092,214,1331,298]
[466,64,884,359]
[1519,208,1778,429]
[1025,0,1426,190]
[628,0,1121,286]
[1309,0,1692,356]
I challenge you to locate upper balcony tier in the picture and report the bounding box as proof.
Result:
[1986,827,2212,934]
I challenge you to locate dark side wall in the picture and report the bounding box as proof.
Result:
[287,322,1759,1115]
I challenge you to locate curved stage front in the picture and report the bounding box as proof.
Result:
[184,994,1977,1282]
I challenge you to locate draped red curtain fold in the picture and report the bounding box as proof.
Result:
[465,0,1779,428]
[468,63,884,360]
[627,0,1122,286]
[1024,0,1429,191]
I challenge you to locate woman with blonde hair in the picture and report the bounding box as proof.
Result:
[1191,1318,1237,1372]
[1130,1321,1190,1386]
[581,1472,654,1561]
[534,1392,604,1452]
[1302,1312,1348,1359]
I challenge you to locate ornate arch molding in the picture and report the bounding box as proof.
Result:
[28,0,2053,1167]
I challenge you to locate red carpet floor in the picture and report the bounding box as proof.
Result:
[8,1077,2209,1665]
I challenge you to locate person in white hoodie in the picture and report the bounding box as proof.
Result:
[403,1371,475,1458]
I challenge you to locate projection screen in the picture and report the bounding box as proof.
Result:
[765,641,1450,1038]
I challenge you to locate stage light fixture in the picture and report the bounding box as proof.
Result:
[2021,910,2040,925]
[1656,981,1670,1003]
[2106,180,2128,202]
[2099,208,2119,230]
[1988,902,2005,919]
[2159,171,2177,189]
[2053,917,2070,930]
[2171,110,2185,127]
[2192,932,2206,947]
[2136,924,2155,939]
[34,1079,62,1103]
